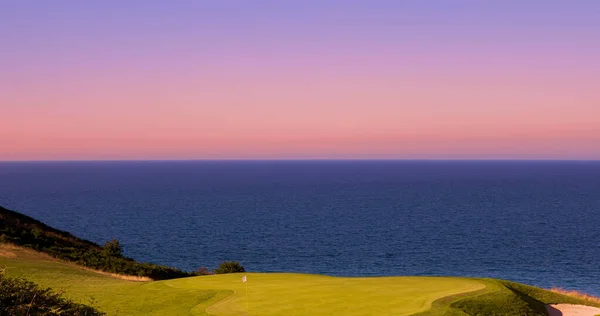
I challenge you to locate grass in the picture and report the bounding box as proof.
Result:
[1,245,483,315]
[2,245,600,315]
[0,246,224,315]
[550,287,600,304]
[194,274,484,316]
[417,279,600,316]
[0,268,103,315]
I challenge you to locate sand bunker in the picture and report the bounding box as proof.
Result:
[547,304,600,316]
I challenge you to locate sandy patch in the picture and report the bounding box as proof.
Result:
[0,249,17,258]
[547,304,600,316]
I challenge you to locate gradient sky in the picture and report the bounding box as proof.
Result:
[1,1,599,160]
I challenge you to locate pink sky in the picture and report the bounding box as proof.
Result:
[2,2,599,160]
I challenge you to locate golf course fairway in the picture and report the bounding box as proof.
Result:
[1,245,486,315]
[3,245,600,315]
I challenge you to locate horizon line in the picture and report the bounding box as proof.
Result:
[2,158,600,163]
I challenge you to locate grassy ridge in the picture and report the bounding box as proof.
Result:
[0,270,104,316]
[415,279,600,316]
[0,206,191,280]
[0,268,103,316]
[0,246,221,315]
[3,246,600,315]
[0,247,485,315]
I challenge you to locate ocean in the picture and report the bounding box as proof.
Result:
[0,161,598,295]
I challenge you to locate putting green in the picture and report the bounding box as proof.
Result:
[1,246,485,315]
[184,274,485,315]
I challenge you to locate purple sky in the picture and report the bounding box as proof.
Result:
[2,1,599,160]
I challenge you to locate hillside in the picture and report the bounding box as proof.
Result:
[2,245,600,315]
[0,205,191,280]
[0,266,104,316]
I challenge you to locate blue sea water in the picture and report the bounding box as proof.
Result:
[0,161,599,295]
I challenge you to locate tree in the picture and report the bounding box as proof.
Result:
[213,261,245,274]
[102,239,122,257]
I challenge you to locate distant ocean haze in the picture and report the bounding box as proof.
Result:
[0,160,599,296]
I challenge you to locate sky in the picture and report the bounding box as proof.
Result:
[1,1,599,160]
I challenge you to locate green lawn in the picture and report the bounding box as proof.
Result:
[2,245,599,315]
[175,274,484,316]
[1,246,484,315]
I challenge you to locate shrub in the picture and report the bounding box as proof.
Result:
[102,239,122,257]
[213,261,245,274]
[0,268,104,315]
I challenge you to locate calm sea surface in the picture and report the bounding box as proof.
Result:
[1,161,598,295]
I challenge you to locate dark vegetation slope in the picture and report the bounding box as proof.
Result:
[0,268,103,316]
[0,206,192,280]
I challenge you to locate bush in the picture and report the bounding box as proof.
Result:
[213,261,245,274]
[102,239,122,257]
[0,268,104,315]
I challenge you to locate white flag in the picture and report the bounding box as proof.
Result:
[242,275,247,283]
